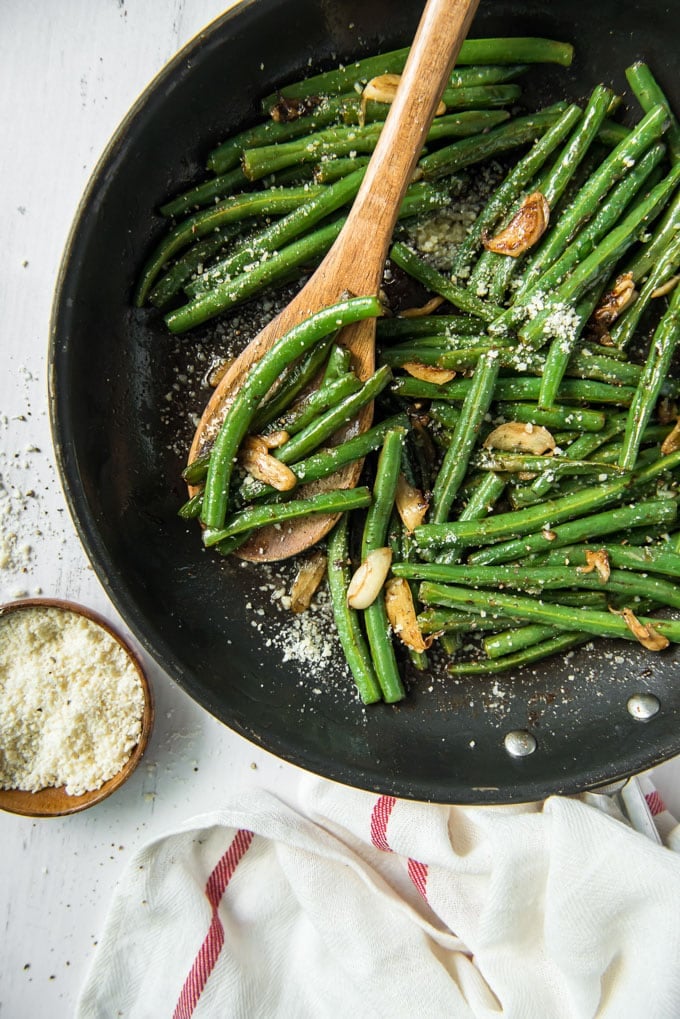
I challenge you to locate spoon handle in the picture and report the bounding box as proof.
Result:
[328,0,481,288]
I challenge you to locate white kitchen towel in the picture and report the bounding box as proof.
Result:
[77,776,680,1019]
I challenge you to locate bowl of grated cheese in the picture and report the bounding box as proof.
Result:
[0,598,153,817]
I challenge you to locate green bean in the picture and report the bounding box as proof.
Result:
[251,335,336,432]
[165,182,450,333]
[389,242,502,322]
[200,295,380,531]
[259,42,571,111]
[342,84,523,125]
[452,103,583,276]
[243,110,509,181]
[624,188,680,281]
[276,373,363,436]
[148,225,247,308]
[609,231,680,349]
[420,104,568,181]
[418,580,680,644]
[467,498,677,566]
[537,86,620,207]
[517,165,680,347]
[535,290,602,409]
[619,283,680,469]
[406,373,633,405]
[458,471,507,521]
[490,142,667,334]
[187,167,367,295]
[447,633,590,674]
[275,365,392,465]
[431,351,500,522]
[511,104,671,297]
[361,430,406,704]
[484,623,566,659]
[207,95,350,174]
[204,486,372,545]
[376,315,482,340]
[413,451,680,552]
[473,451,625,478]
[418,607,513,634]
[396,562,680,613]
[327,515,382,704]
[160,167,249,218]
[535,542,680,580]
[382,344,502,371]
[321,343,352,383]
[626,62,680,164]
[313,156,370,184]
[597,121,631,147]
[177,491,203,520]
[134,184,325,306]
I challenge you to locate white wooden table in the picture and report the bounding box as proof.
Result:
[1,4,678,1015]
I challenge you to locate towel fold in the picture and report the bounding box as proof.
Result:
[77,776,680,1019]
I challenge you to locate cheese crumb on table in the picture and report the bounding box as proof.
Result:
[0,606,145,796]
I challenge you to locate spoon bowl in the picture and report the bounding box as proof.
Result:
[190,0,480,562]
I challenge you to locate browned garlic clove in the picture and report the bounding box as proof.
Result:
[576,548,611,583]
[290,551,328,614]
[402,361,456,384]
[362,73,446,115]
[613,606,670,651]
[483,420,556,455]
[347,547,393,609]
[483,192,550,257]
[395,473,429,532]
[591,272,637,331]
[661,417,680,455]
[238,437,297,492]
[270,94,322,123]
[384,577,433,652]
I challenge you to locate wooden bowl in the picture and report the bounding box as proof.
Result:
[0,598,153,818]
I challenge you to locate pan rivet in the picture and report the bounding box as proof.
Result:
[626,693,660,721]
[504,729,537,757]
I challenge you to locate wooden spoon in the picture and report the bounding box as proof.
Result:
[190,0,480,561]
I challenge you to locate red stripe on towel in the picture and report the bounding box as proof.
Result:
[370,795,397,851]
[407,858,429,899]
[173,828,254,1019]
[645,790,666,817]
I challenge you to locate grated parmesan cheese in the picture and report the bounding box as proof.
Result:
[0,605,145,795]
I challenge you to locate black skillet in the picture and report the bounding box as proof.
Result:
[50,0,680,803]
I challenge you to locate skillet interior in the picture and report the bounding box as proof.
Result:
[50,0,680,802]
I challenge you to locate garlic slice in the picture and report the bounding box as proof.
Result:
[483,421,556,455]
[614,606,670,651]
[402,361,457,384]
[591,272,637,331]
[398,295,445,318]
[483,192,550,257]
[651,274,680,299]
[661,417,680,455]
[385,577,433,652]
[362,73,446,115]
[290,551,328,614]
[238,438,297,492]
[576,548,611,583]
[347,547,392,609]
[395,473,429,532]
